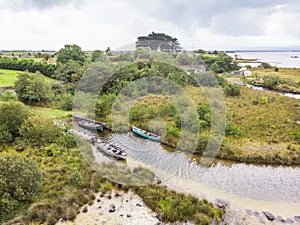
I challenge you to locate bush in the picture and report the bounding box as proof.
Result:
[15,72,51,105]
[0,101,30,138]
[225,124,243,137]
[197,103,211,128]
[19,116,62,146]
[261,62,272,69]
[225,84,241,96]
[0,155,42,217]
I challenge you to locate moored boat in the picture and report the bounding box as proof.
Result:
[132,126,160,142]
[78,121,104,131]
[96,140,127,160]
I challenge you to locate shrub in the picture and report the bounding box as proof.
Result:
[197,103,211,128]
[261,62,272,69]
[19,116,62,146]
[225,124,243,137]
[0,101,30,138]
[0,155,42,217]
[225,84,241,97]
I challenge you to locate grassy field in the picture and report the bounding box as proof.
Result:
[251,67,300,82]
[31,107,72,119]
[0,69,56,87]
[185,85,300,165]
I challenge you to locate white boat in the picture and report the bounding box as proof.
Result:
[96,140,127,160]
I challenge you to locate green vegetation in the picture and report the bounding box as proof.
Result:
[15,72,51,105]
[136,32,181,54]
[57,44,86,65]
[0,57,56,78]
[134,185,224,224]
[0,155,42,221]
[0,69,55,87]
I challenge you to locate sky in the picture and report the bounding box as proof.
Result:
[0,0,300,51]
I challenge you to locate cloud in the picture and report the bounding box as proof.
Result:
[0,0,82,11]
[0,0,299,50]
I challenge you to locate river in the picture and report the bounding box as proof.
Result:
[83,130,300,223]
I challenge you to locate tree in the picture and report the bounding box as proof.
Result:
[136,32,181,54]
[15,72,51,105]
[57,44,86,64]
[91,50,103,62]
[0,101,30,138]
[0,155,42,216]
[133,47,154,60]
[54,60,82,82]
[176,53,194,65]
[105,47,112,56]
[20,116,62,146]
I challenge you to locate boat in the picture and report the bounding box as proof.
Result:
[96,140,127,160]
[132,126,160,142]
[78,121,104,131]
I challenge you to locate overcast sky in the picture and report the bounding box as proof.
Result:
[1,0,300,51]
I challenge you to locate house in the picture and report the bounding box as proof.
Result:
[178,64,206,74]
[231,67,252,76]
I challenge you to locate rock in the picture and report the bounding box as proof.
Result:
[254,211,260,217]
[156,214,163,222]
[286,218,294,224]
[16,147,24,152]
[217,202,226,209]
[216,200,227,209]
[127,214,131,218]
[276,216,285,223]
[294,216,300,222]
[136,203,142,207]
[109,204,116,213]
[246,209,252,215]
[263,211,275,221]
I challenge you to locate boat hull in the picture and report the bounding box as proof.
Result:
[79,122,104,131]
[132,126,160,142]
[96,143,127,160]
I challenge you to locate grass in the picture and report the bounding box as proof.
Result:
[0,69,56,87]
[31,107,72,119]
[185,85,300,165]
[251,67,300,82]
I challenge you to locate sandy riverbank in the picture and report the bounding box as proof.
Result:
[55,190,160,225]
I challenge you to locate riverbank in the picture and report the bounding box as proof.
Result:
[55,190,160,225]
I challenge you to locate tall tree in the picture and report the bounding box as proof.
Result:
[15,72,51,105]
[136,32,181,54]
[57,44,86,65]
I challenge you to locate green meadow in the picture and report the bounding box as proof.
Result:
[0,69,56,87]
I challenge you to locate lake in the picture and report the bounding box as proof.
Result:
[227,51,300,68]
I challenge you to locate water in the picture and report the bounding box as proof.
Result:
[90,131,300,218]
[227,51,300,68]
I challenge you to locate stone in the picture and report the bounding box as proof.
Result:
[246,209,252,215]
[286,218,294,224]
[16,147,24,152]
[263,211,275,221]
[294,216,300,222]
[109,204,116,213]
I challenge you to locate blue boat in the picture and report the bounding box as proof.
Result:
[132,126,161,142]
